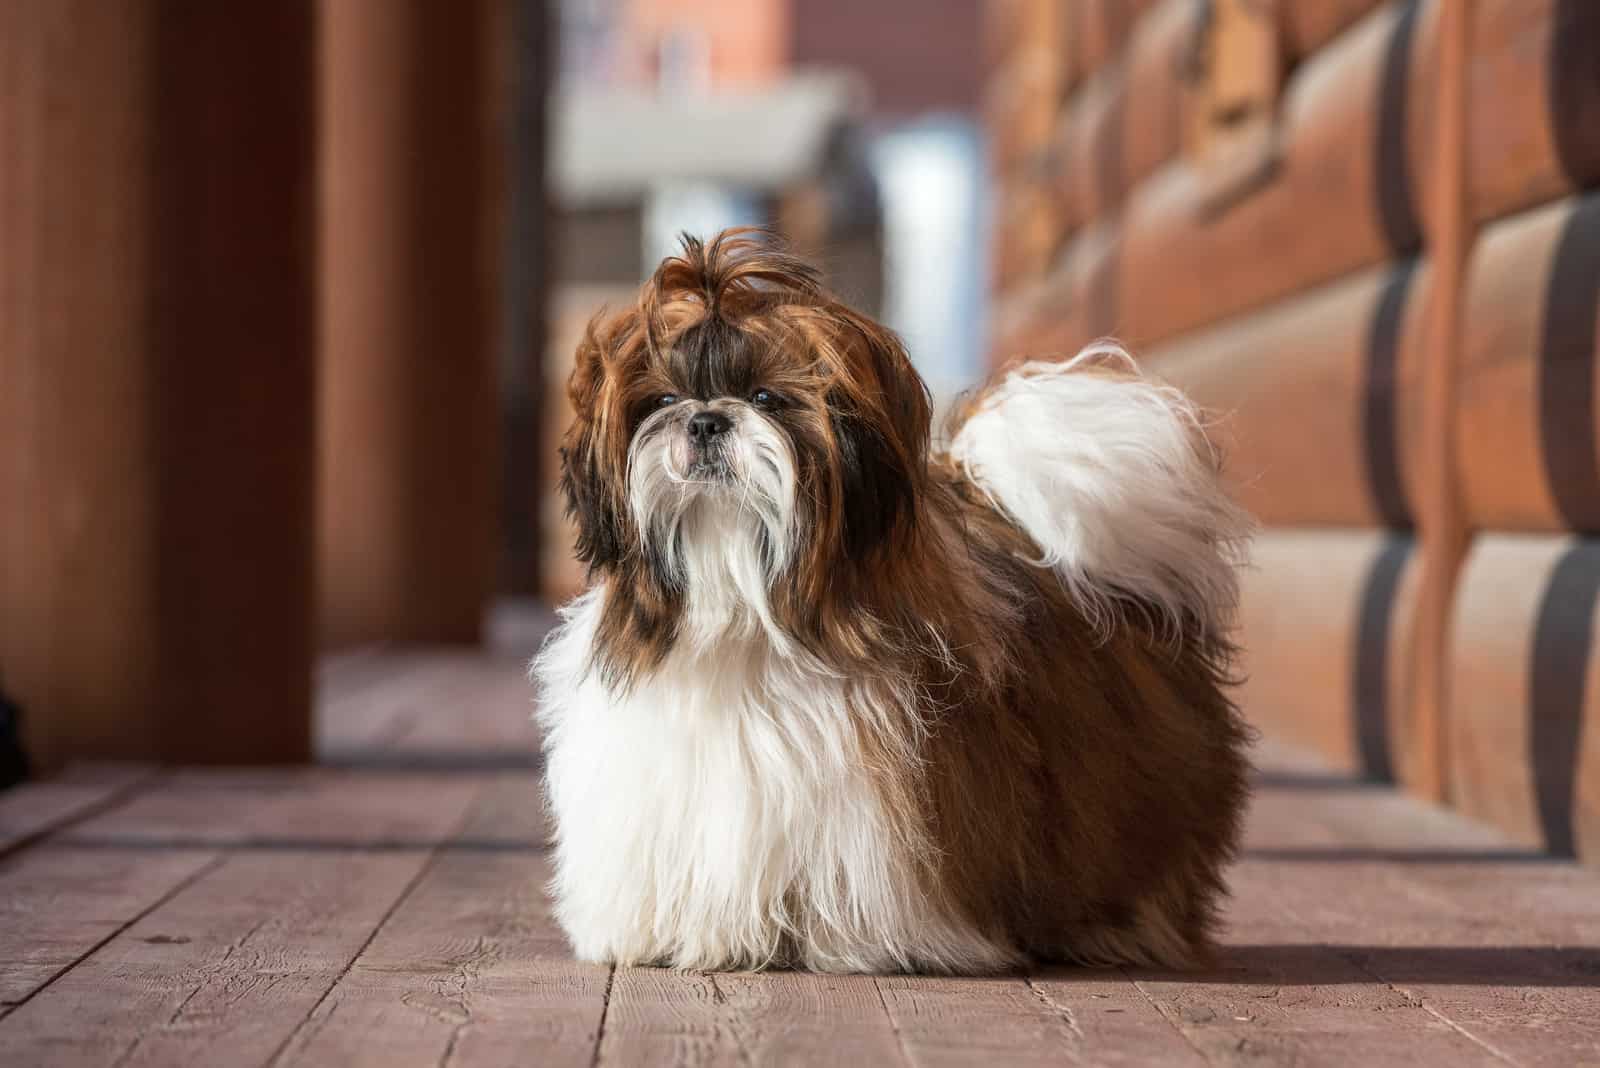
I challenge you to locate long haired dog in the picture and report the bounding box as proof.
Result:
[535,230,1253,974]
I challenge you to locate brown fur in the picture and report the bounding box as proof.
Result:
[559,229,1252,969]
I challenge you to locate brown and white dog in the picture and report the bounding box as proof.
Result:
[533,230,1253,973]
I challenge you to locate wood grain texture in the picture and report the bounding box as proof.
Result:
[1,647,1599,1061]
[877,972,1124,1067]
[0,844,218,1012]
[1023,972,1208,1067]
[1134,757,1523,1068]
[0,771,481,1067]
[600,968,746,1066]
[1242,744,1600,1065]
[600,969,910,1067]
[275,775,605,1068]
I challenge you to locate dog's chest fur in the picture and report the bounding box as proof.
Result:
[535,587,1011,973]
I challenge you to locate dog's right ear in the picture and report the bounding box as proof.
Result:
[560,315,630,574]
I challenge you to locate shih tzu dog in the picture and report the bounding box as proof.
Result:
[534,230,1252,974]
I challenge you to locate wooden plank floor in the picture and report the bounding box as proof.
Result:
[2,609,1597,1066]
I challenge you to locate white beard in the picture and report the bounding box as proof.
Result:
[626,402,799,653]
[534,405,1011,972]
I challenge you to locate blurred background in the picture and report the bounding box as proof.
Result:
[545,0,990,596]
[2,0,1599,868]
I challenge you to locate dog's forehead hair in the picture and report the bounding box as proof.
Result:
[663,316,768,399]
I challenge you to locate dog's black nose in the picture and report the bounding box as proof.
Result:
[687,410,731,443]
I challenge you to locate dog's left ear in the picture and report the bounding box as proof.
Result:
[560,316,630,574]
[827,309,932,556]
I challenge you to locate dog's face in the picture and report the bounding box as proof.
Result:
[560,231,932,645]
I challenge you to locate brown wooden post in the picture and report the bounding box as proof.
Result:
[318,0,503,647]
[497,0,554,598]
[1407,0,1474,800]
[0,2,316,766]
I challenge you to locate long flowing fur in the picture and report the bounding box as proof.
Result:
[535,230,1253,975]
[947,343,1253,640]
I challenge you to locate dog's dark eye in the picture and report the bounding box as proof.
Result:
[657,394,679,408]
[751,389,774,407]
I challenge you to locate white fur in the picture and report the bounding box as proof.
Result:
[947,343,1252,639]
[533,585,1014,974]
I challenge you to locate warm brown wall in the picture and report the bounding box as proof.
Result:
[986,0,1600,861]
[0,1,316,766]
[790,0,984,116]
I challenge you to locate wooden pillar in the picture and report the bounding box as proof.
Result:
[498,0,554,597]
[0,2,316,766]
[318,0,502,646]
[1407,0,1474,800]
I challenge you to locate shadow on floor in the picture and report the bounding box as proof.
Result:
[1241,847,1563,864]
[1041,944,1600,988]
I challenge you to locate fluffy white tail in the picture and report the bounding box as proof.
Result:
[946,343,1252,639]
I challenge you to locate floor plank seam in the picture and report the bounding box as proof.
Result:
[14,651,1600,1062]
[588,964,615,1068]
[706,973,758,1067]
[1305,813,1537,1066]
[434,931,487,1068]
[1122,968,1218,1067]
[0,848,228,1024]
[1024,976,1087,1049]
[869,976,916,1068]
[1355,961,1526,1068]
[0,767,167,862]
[438,1017,468,1068]
[106,966,213,1068]
[263,791,486,1068]
[1416,1001,1524,1067]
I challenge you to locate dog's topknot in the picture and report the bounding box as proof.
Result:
[640,229,823,355]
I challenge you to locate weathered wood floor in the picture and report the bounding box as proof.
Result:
[2,609,1598,1066]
